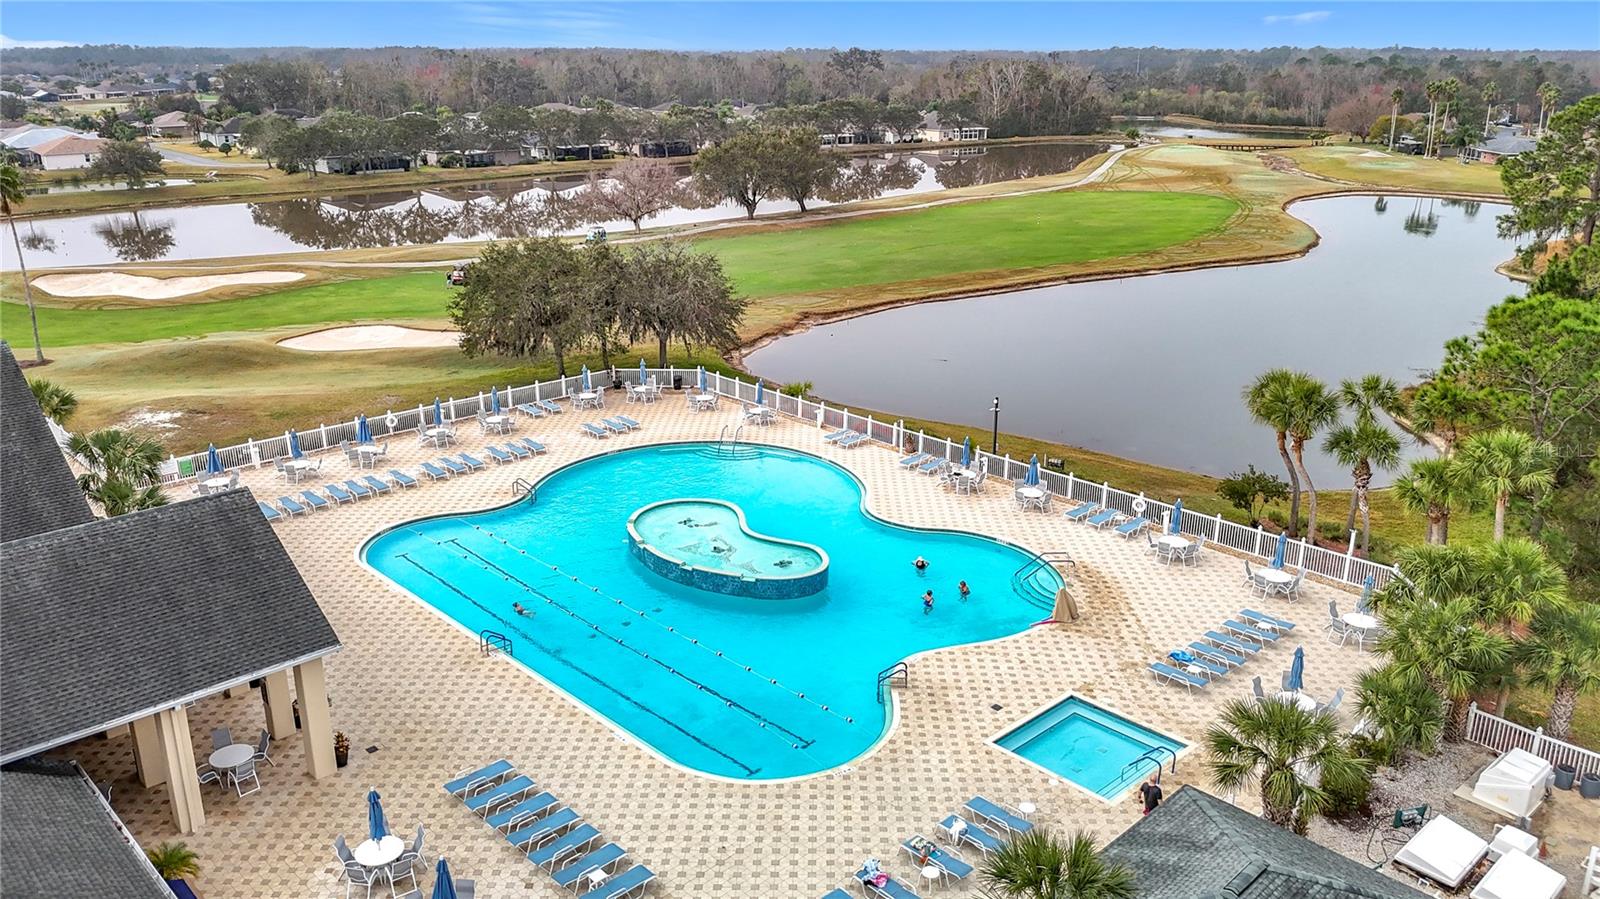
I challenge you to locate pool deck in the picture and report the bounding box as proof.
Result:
[69,399,1394,897]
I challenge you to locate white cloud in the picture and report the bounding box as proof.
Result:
[458,3,624,41]
[0,34,78,49]
[1262,11,1332,25]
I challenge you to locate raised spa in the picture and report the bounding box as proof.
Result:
[627,498,829,598]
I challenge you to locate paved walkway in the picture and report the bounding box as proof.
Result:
[64,398,1380,898]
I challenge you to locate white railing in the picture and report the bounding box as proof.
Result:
[1583,845,1599,898]
[155,366,1397,590]
[1464,702,1600,775]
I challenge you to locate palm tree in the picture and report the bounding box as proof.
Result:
[0,162,45,364]
[1284,373,1338,542]
[1331,375,1403,536]
[1204,699,1368,833]
[979,828,1136,899]
[1323,419,1401,553]
[1518,603,1600,741]
[1480,82,1500,139]
[1243,369,1304,536]
[1470,538,1568,627]
[1536,82,1560,132]
[1435,78,1461,157]
[1394,456,1477,544]
[1377,594,1512,741]
[146,842,200,882]
[1454,428,1556,541]
[67,427,167,516]
[1388,87,1404,148]
[1406,379,1479,456]
[27,377,77,425]
[1422,80,1443,158]
[1353,663,1444,764]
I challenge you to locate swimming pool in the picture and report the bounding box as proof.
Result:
[364,443,1059,780]
[627,498,829,598]
[993,696,1186,800]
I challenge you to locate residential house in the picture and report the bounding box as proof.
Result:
[29,135,106,170]
[313,153,412,174]
[0,124,92,166]
[1100,786,1430,899]
[146,110,194,140]
[25,89,59,103]
[1463,127,1538,164]
[914,111,989,143]
[521,141,612,161]
[631,139,694,158]
[199,115,248,147]
[421,147,524,167]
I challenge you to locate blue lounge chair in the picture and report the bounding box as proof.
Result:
[580,423,610,439]
[823,428,852,443]
[1114,516,1151,537]
[457,452,486,471]
[1241,609,1295,632]
[1189,641,1247,669]
[516,402,547,418]
[436,457,467,475]
[577,865,654,899]
[1168,650,1227,680]
[388,468,419,488]
[464,774,535,816]
[486,791,557,833]
[537,399,562,414]
[1205,630,1260,656]
[506,807,580,850]
[1084,508,1121,528]
[551,843,627,891]
[899,452,931,468]
[528,823,600,870]
[613,415,642,430]
[500,441,531,459]
[1223,619,1279,643]
[343,478,373,499]
[837,432,869,448]
[965,797,1033,836]
[483,445,513,464]
[599,419,627,434]
[276,496,309,516]
[1150,661,1208,691]
[939,814,1005,854]
[821,891,854,899]
[517,438,548,454]
[258,501,283,522]
[855,866,919,899]
[444,759,514,797]
[919,457,947,475]
[901,837,973,881]
[298,490,332,511]
[323,483,355,504]
[419,461,451,481]
[360,474,393,495]
[1062,501,1100,521]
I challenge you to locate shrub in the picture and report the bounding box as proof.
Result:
[1323,762,1374,819]
[780,381,812,398]
[146,842,200,881]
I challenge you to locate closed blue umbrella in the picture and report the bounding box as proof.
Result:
[1357,573,1375,614]
[1271,532,1288,569]
[287,430,303,459]
[1170,498,1184,534]
[431,859,458,899]
[1024,454,1039,487]
[754,379,765,406]
[366,789,388,842]
[961,437,972,468]
[639,358,647,384]
[433,397,446,427]
[581,365,591,391]
[489,388,501,415]
[697,366,707,392]
[356,415,372,444]
[1286,645,1305,693]
[205,444,223,475]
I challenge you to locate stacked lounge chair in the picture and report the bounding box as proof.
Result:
[1150,611,1296,690]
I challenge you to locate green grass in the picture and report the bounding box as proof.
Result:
[702,191,1239,299]
[1283,145,1507,196]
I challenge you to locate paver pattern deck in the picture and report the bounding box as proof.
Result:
[64,398,1387,898]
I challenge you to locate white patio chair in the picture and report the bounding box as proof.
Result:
[231,758,261,797]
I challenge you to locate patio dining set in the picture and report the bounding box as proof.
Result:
[198,726,271,799]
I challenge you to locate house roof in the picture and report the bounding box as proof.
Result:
[0,343,95,543]
[149,110,190,127]
[1,759,172,899]
[204,115,248,133]
[0,489,341,762]
[537,102,587,113]
[1475,129,1537,156]
[0,124,88,150]
[1101,786,1430,899]
[30,135,105,157]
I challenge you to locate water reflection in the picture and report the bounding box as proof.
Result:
[3,141,1108,269]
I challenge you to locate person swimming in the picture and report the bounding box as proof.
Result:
[512,602,531,616]
[914,556,929,573]
[923,590,935,614]
[958,580,971,601]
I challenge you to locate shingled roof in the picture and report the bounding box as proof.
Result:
[0,489,340,762]
[0,342,95,542]
[1101,786,1429,899]
[0,759,172,899]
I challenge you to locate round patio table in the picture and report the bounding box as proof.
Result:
[203,476,231,490]
[1157,535,1191,551]
[1341,612,1379,631]
[352,835,403,869]
[208,743,254,771]
[1257,568,1294,585]
[921,865,944,889]
[1016,487,1044,500]
[1274,691,1318,712]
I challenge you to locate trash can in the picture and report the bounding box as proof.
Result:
[1554,763,1577,791]
[1580,772,1600,799]
[672,375,684,391]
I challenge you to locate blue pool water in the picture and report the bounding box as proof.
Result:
[364,443,1059,780]
[627,498,829,597]
[994,697,1186,799]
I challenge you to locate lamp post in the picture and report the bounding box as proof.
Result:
[990,396,1000,454]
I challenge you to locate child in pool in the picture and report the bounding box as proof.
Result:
[923,590,935,614]
[958,581,971,601]
[914,556,929,573]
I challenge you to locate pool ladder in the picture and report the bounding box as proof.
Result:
[1120,745,1177,781]
[480,629,513,658]
[1011,551,1076,609]
[876,662,909,703]
[510,478,536,502]
[709,426,760,459]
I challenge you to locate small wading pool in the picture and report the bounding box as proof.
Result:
[627,498,829,598]
[994,696,1186,800]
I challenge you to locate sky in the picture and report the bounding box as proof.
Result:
[0,1,1594,53]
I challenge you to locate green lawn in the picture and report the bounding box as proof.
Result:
[701,191,1239,298]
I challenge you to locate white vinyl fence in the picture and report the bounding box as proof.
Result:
[1464,702,1600,776]
[157,366,1398,590]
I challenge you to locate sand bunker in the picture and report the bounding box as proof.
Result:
[279,325,461,352]
[33,270,304,299]
[1359,150,1391,158]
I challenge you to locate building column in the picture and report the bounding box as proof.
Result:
[223,684,246,699]
[294,658,336,780]
[261,670,296,741]
[131,714,167,788]
[155,705,205,835]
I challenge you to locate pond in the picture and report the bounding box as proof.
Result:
[745,195,1521,486]
[1129,118,1308,141]
[2,141,1109,269]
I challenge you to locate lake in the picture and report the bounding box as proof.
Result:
[1126,118,1308,140]
[745,195,1521,485]
[3,141,1109,269]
